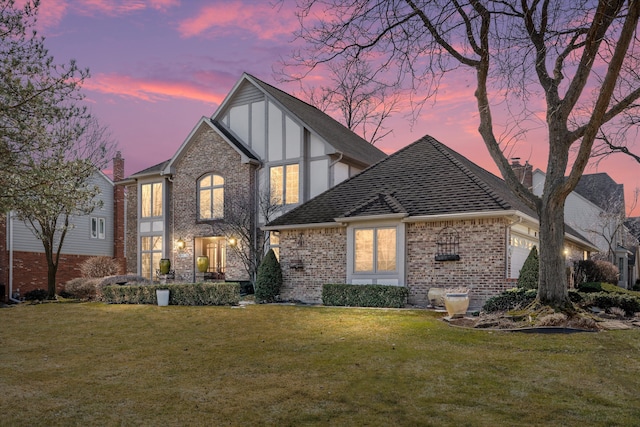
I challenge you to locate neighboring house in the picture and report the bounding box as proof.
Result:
[264,136,597,308]
[119,73,386,283]
[532,170,638,288]
[0,153,126,301]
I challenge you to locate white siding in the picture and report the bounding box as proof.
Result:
[285,116,301,159]
[309,159,329,198]
[229,104,249,142]
[268,102,283,161]
[334,162,350,185]
[251,100,266,158]
[310,133,325,157]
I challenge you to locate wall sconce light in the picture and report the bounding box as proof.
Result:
[176,238,186,250]
[228,237,237,247]
[563,248,569,257]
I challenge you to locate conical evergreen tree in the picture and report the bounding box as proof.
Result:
[517,245,539,290]
[254,249,283,303]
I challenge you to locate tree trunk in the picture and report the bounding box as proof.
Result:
[537,192,570,307]
[47,258,58,300]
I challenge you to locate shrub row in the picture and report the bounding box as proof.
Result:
[322,284,408,308]
[102,282,241,306]
[577,292,640,316]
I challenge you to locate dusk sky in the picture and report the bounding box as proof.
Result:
[33,0,639,215]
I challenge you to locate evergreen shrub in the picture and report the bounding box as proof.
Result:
[517,246,539,290]
[254,249,282,303]
[24,289,48,301]
[322,284,408,308]
[482,288,537,312]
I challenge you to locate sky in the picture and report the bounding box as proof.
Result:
[30,0,640,215]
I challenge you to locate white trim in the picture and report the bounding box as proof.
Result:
[262,222,345,231]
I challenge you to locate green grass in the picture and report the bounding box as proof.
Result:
[1,303,640,426]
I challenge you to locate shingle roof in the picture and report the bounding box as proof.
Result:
[574,173,625,213]
[210,119,259,161]
[128,160,171,179]
[267,135,538,227]
[246,74,387,167]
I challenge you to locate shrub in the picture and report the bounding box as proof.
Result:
[322,284,409,308]
[577,282,603,293]
[577,292,640,316]
[254,249,282,303]
[80,256,121,278]
[64,278,103,300]
[102,282,241,305]
[517,246,539,290]
[24,289,48,301]
[482,288,537,313]
[573,259,618,285]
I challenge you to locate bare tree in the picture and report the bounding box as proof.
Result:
[209,186,283,284]
[284,0,640,308]
[296,59,400,145]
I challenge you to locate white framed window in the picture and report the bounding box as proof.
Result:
[141,182,163,218]
[198,173,225,220]
[270,164,299,205]
[354,227,397,273]
[90,217,106,239]
[141,236,163,280]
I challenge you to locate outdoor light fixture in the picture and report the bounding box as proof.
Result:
[176,238,186,250]
[228,237,237,247]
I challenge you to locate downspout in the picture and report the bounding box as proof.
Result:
[8,212,20,303]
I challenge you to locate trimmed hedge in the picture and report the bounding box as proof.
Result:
[102,282,241,306]
[577,292,640,316]
[322,284,408,308]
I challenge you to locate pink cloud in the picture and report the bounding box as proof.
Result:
[83,73,225,105]
[178,2,296,40]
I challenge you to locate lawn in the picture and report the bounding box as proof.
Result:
[1,303,640,426]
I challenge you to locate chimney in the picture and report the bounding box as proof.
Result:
[112,152,126,273]
[511,157,532,189]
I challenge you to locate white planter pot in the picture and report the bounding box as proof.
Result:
[156,289,170,306]
[444,293,469,318]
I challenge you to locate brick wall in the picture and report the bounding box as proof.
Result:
[0,216,7,301]
[124,183,138,274]
[277,218,512,307]
[112,152,127,274]
[406,218,511,308]
[10,251,93,297]
[278,227,347,303]
[170,125,256,282]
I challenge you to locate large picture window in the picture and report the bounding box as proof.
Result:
[354,227,397,272]
[270,164,299,205]
[141,182,163,218]
[198,174,225,220]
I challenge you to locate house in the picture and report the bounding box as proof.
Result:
[0,153,126,301]
[532,170,639,288]
[264,136,597,308]
[118,73,387,283]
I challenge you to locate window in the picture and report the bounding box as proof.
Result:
[141,236,163,280]
[268,231,280,260]
[355,227,396,272]
[198,174,224,220]
[270,164,299,205]
[141,182,163,218]
[90,217,106,239]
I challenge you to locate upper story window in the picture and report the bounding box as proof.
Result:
[141,182,163,218]
[199,174,225,220]
[354,227,397,273]
[90,217,105,239]
[270,164,299,206]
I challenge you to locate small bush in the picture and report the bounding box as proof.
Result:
[577,282,603,293]
[517,246,539,290]
[322,284,409,308]
[254,249,282,303]
[577,292,640,316]
[80,256,121,278]
[64,278,103,300]
[102,282,241,305]
[24,289,48,301]
[482,288,537,313]
[574,259,618,285]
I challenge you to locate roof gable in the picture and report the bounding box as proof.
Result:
[214,73,387,167]
[573,173,624,213]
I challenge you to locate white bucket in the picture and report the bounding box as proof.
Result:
[156,289,170,306]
